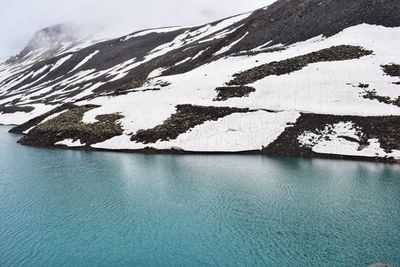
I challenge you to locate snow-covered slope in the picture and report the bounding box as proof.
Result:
[2,0,400,162]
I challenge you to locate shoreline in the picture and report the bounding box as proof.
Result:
[2,124,399,164]
[24,141,400,165]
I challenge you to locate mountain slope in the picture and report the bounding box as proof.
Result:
[1,0,400,162]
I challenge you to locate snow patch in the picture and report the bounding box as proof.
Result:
[70,50,99,72]
[298,122,400,159]
[215,32,249,56]
[55,139,86,147]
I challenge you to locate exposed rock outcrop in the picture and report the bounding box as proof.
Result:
[227,45,372,85]
[263,113,400,161]
[131,105,250,144]
[18,106,123,147]
[214,86,256,101]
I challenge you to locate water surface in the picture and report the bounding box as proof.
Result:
[0,126,399,266]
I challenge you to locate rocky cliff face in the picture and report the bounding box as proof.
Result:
[1,0,400,162]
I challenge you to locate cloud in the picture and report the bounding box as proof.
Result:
[0,0,273,61]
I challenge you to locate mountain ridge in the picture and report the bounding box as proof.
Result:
[1,0,400,162]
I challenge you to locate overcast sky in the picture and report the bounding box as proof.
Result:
[0,0,272,61]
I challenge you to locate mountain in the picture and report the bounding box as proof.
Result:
[1,0,400,162]
[2,23,99,73]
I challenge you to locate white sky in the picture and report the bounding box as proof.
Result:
[0,0,273,61]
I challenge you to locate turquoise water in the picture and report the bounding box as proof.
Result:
[0,126,399,266]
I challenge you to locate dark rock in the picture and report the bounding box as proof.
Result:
[361,89,400,107]
[382,64,400,77]
[233,0,400,52]
[263,113,400,160]
[0,105,35,114]
[18,106,123,147]
[131,104,250,144]
[382,64,400,85]
[227,45,372,85]
[9,103,81,134]
[338,135,359,143]
[233,47,286,57]
[357,83,370,88]
[214,86,256,101]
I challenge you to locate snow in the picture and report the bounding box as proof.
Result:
[298,122,360,148]
[81,90,177,134]
[0,70,34,91]
[70,50,99,72]
[92,110,300,152]
[0,37,101,88]
[174,57,192,66]
[108,58,139,82]
[144,12,251,60]
[79,24,400,155]
[198,24,244,43]
[55,139,85,147]
[153,110,299,152]
[192,49,207,60]
[0,104,55,125]
[50,54,73,72]
[214,32,249,56]
[32,65,49,78]
[23,126,35,134]
[0,65,14,85]
[147,67,168,79]
[298,122,400,159]
[312,138,400,159]
[2,22,400,158]
[121,26,187,41]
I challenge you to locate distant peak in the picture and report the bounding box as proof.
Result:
[4,23,84,65]
[24,23,78,52]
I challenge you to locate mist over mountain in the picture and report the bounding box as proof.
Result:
[0,0,270,61]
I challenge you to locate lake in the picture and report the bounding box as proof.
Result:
[0,126,399,266]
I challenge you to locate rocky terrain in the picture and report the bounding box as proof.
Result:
[18,105,124,147]
[1,0,400,162]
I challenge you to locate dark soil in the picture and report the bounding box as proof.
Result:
[382,64,400,85]
[227,45,372,85]
[263,113,400,160]
[214,86,256,101]
[18,106,124,147]
[131,104,250,144]
[0,105,34,114]
[357,83,370,89]
[9,103,80,134]
[232,0,400,53]
[362,89,400,107]
[233,47,287,57]
[382,64,400,77]
[104,87,161,97]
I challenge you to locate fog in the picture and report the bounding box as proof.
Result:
[0,0,271,61]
